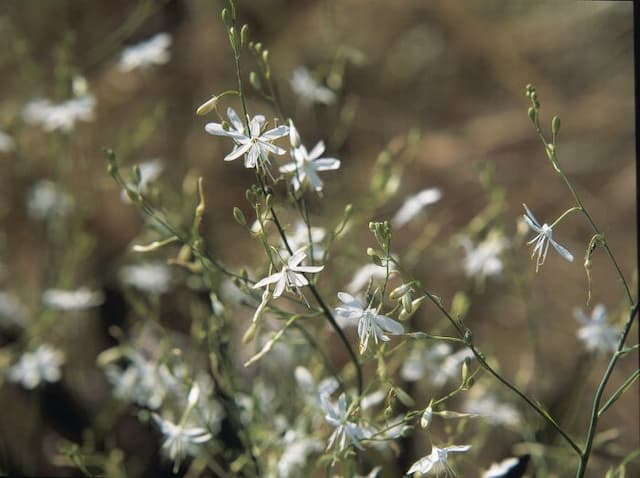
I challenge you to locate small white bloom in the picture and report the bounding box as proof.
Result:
[27,180,73,220]
[574,304,618,353]
[335,292,403,354]
[0,131,15,153]
[460,232,508,280]
[407,445,471,477]
[42,287,104,311]
[277,431,323,478]
[482,456,529,478]
[104,352,172,409]
[23,95,95,133]
[346,261,397,295]
[392,188,442,228]
[119,262,171,294]
[0,291,29,327]
[252,248,323,298]
[279,128,340,193]
[322,393,369,451]
[295,366,339,410]
[290,67,336,106]
[205,107,289,169]
[464,395,521,428]
[401,344,473,387]
[522,204,573,272]
[119,33,171,71]
[152,413,212,473]
[8,344,65,389]
[121,159,164,202]
[285,221,326,261]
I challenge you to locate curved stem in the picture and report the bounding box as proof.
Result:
[575,302,640,477]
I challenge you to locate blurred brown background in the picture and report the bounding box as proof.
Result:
[0,0,636,476]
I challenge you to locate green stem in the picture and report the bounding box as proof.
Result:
[575,302,640,477]
[598,368,640,418]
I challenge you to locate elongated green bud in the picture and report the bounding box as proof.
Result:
[233,207,247,227]
[552,116,561,136]
[196,96,218,116]
[240,24,249,46]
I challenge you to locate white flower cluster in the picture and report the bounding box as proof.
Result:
[23,95,95,133]
[7,344,65,389]
[119,33,172,72]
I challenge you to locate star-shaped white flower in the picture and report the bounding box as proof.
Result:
[335,292,404,354]
[574,304,618,353]
[460,233,508,280]
[522,204,573,272]
[252,248,323,298]
[290,67,336,106]
[119,33,171,72]
[392,188,442,228]
[321,393,370,451]
[407,445,471,477]
[205,107,289,169]
[279,133,340,193]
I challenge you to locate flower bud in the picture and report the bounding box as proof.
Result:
[196,96,218,116]
[249,71,261,91]
[288,119,300,148]
[221,8,231,27]
[420,405,433,429]
[528,107,536,124]
[551,116,561,136]
[261,50,269,64]
[240,24,250,46]
[390,283,412,300]
[233,207,247,227]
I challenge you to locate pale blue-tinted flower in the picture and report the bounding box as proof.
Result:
[322,393,369,451]
[119,33,171,71]
[460,232,508,280]
[392,188,442,228]
[104,352,173,409]
[27,180,73,220]
[285,221,326,261]
[205,107,289,169]
[279,124,340,193]
[121,159,164,202]
[8,344,65,389]
[23,95,95,133]
[295,366,339,409]
[407,445,471,476]
[42,287,104,311]
[464,394,521,428]
[401,344,473,386]
[290,67,336,106]
[574,304,618,353]
[335,292,403,354]
[253,248,323,298]
[522,204,573,272]
[120,262,172,294]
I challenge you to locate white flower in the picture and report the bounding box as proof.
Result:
[279,126,340,193]
[522,204,573,272]
[401,344,473,387]
[346,261,397,294]
[574,304,618,353]
[460,233,508,280]
[295,366,339,408]
[119,33,171,71]
[0,131,15,153]
[205,107,289,169]
[277,431,323,478]
[0,291,28,327]
[322,393,369,451]
[335,292,403,354]
[8,344,65,389]
[407,445,471,477]
[285,221,326,261]
[104,352,173,409]
[290,67,336,106]
[23,95,95,133]
[121,159,164,202]
[27,180,73,220]
[464,395,521,428]
[392,188,442,228]
[152,413,212,473]
[42,287,104,311]
[252,248,323,298]
[120,262,172,294]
